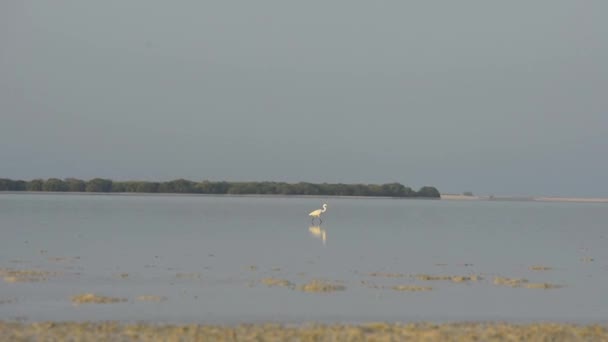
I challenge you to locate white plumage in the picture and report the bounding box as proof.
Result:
[308,203,328,223]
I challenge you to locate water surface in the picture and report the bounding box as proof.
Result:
[1,193,607,323]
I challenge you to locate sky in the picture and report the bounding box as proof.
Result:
[1,1,607,197]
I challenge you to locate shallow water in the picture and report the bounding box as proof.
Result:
[1,193,607,323]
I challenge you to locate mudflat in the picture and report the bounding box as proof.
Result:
[0,321,606,341]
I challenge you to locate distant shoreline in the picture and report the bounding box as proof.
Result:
[2,191,607,203]
[0,191,439,200]
[0,179,440,198]
[440,194,608,204]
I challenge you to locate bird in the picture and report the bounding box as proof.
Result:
[308,203,328,224]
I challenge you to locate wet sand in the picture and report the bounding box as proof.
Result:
[0,321,606,341]
[441,194,608,203]
[534,197,608,203]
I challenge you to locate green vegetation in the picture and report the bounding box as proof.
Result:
[0,178,440,198]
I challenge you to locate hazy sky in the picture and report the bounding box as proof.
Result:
[1,1,607,196]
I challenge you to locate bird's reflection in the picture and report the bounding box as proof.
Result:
[309,225,327,245]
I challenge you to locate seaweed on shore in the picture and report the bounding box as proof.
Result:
[71,293,127,305]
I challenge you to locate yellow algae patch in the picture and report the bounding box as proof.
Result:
[450,275,482,283]
[392,285,433,292]
[1,268,58,283]
[261,278,294,288]
[136,295,167,302]
[525,283,562,289]
[530,265,552,271]
[581,257,594,262]
[117,273,129,279]
[415,274,482,282]
[493,277,561,289]
[369,272,405,278]
[415,274,451,281]
[299,280,346,293]
[493,277,530,287]
[175,272,201,279]
[71,293,127,305]
[3,277,21,283]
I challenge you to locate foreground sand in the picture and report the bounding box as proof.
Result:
[0,321,606,341]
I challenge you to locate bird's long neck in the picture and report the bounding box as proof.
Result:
[321,205,327,212]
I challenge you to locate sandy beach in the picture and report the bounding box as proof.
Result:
[534,197,608,203]
[440,194,482,200]
[0,321,606,341]
[441,194,608,203]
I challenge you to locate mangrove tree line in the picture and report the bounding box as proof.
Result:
[0,178,440,198]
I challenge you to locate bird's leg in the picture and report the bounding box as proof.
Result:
[319,218,323,225]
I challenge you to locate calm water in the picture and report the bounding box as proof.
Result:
[1,193,607,323]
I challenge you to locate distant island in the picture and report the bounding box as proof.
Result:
[0,178,440,198]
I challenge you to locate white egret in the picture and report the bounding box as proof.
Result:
[308,203,328,224]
